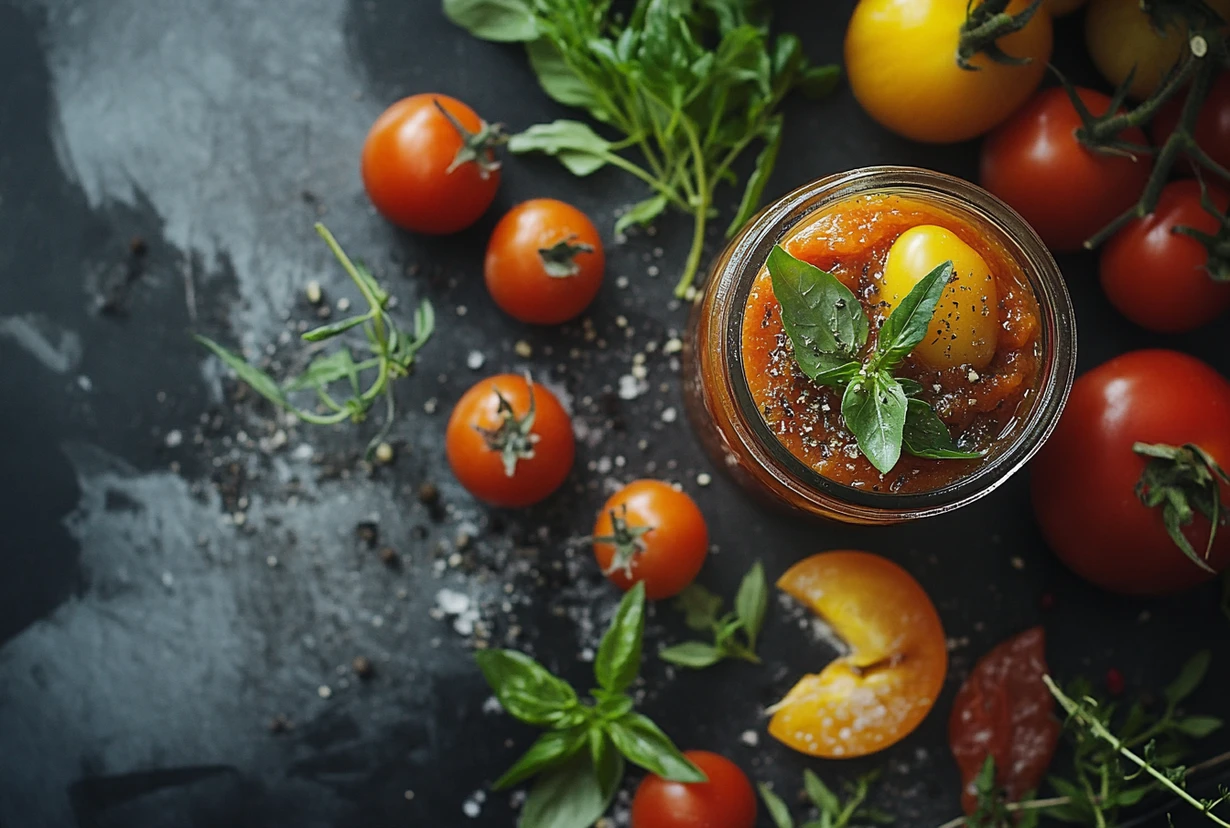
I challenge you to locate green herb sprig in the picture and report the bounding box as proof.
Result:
[767,245,982,474]
[195,223,434,457]
[760,769,894,828]
[659,562,767,668]
[939,653,1227,828]
[476,582,704,828]
[443,0,840,298]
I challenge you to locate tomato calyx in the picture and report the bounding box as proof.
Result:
[538,234,596,278]
[956,0,1045,70]
[1134,441,1230,572]
[432,98,506,179]
[1173,182,1230,282]
[475,383,540,477]
[592,504,653,577]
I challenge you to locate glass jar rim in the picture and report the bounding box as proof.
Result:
[718,166,1078,518]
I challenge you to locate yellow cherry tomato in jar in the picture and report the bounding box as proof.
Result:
[880,226,1000,370]
[845,0,1053,144]
[1086,0,1230,100]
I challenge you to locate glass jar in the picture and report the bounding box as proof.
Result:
[683,166,1077,524]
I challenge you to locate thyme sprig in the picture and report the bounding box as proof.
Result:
[195,223,434,457]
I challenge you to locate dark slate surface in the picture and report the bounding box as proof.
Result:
[1,1,1227,826]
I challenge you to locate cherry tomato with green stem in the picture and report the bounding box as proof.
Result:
[485,199,605,325]
[981,87,1153,252]
[445,374,574,508]
[631,750,756,828]
[1100,179,1230,333]
[593,480,708,600]
[1151,72,1230,175]
[361,93,503,235]
[1031,350,1230,595]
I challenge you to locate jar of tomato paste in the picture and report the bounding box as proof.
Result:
[683,167,1076,523]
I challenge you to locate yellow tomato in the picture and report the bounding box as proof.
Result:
[1046,0,1087,16]
[881,225,999,370]
[845,0,1053,144]
[1086,0,1230,100]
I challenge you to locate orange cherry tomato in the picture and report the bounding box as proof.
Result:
[445,374,574,508]
[1100,180,1230,333]
[768,551,947,758]
[630,751,757,828]
[485,199,606,325]
[592,480,708,600]
[361,93,501,235]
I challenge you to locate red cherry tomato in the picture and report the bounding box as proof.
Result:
[949,627,1061,815]
[1151,72,1230,175]
[593,480,708,600]
[1031,350,1230,595]
[630,750,756,828]
[981,87,1153,252]
[445,374,574,508]
[361,93,501,234]
[1100,180,1230,333]
[485,199,605,325]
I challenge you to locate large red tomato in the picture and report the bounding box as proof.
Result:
[1100,180,1230,333]
[981,87,1152,252]
[1031,351,1230,595]
[361,94,501,235]
[630,751,756,828]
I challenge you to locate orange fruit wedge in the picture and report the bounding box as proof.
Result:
[768,551,948,758]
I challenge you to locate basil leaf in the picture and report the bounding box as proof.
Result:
[733,561,767,649]
[841,373,907,475]
[804,770,840,814]
[589,728,625,802]
[443,0,537,42]
[898,377,924,397]
[767,245,868,360]
[493,727,587,790]
[758,783,795,828]
[674,584,723,632]
[1165,650,1212,705]
[526,39,605,115]
[1175,715,1223,738]
[659,641,723,668]
[509,120,612,177]
[285,349,362,393]
[474,649,579,727]
[876,261,953,370]
[518,754,609,828]
[902,399,983,460]
[797,354,862,389]
[615,194,669,236]
[726,116,782,238]
[195,335,288,408]
[771,33,805,82]
[606,712,706,782]
[593,582,645,694]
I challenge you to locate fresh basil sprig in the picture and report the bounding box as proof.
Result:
[444,0,840,298]
[659,562,767,669]
[766,245,983,474]
[476,582,704,828]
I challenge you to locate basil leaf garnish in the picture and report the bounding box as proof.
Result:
[875,260,953,370]
[767,245,868,359]
[841,373,908,475]
[902,398,985,460]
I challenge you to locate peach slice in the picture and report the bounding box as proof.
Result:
[768,551,948,758]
